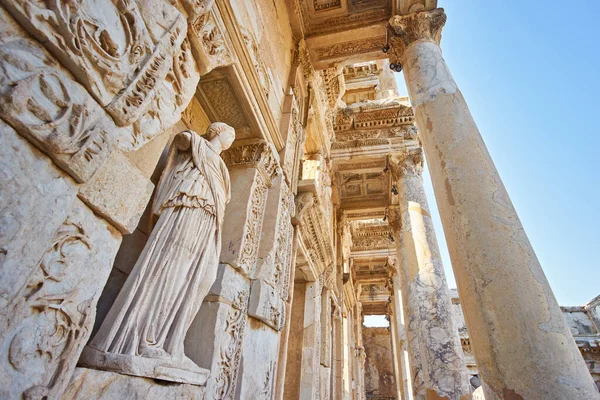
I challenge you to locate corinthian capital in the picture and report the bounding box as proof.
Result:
[388,149,424,180]
[388,8,446,60]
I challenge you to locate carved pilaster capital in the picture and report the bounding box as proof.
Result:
[388,8,446,62]
[388,149,424,180]
[222,139,280,184]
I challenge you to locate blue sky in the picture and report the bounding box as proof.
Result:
[393,0,600,306]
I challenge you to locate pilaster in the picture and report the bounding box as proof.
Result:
[220,139,279,276]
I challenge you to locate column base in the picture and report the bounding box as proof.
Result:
[78,347,209,386]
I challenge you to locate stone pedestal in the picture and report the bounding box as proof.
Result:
[390,8,600,400]
[389,152,471,400]
[63,368,206,400]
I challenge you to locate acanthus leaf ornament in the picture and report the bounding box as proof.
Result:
[387,8,447,64]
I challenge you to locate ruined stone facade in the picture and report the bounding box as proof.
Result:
[0,0,599,399]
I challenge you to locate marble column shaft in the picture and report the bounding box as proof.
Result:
[390,152,470,400]
[390,8,600,400]
[388,215,424,398]
[388,301,410,400]
[388,267,415,400]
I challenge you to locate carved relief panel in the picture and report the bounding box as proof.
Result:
[1,0,199,150]
[0,9,117,183]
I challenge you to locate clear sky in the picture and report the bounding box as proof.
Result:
[393,0,600,306]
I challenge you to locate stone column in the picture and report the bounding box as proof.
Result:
[387,261,413,400]
[387,304,406,400]
[389,151,470,400]
[387,207,426,399]
[389,8,600,400]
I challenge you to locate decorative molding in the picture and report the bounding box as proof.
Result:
[314,36,386,61]
[296,191,334,275]
[199,77,251,135]
[322,66,346,109]
[333,101,415,132]
[241,28,270,98]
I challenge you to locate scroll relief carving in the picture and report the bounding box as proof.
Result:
[0,0,199,150]
[276,188,296,299]
[4,220,92,400]
[0,20,116,183]
[212,289,250,400]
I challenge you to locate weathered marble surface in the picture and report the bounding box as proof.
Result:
[0,120,77,309]
[78,151,154,234]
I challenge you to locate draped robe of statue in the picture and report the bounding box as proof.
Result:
[81,130,231,384]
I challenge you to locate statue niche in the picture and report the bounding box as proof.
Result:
[80,122,235,385]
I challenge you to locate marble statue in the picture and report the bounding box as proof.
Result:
[80,123,235,385]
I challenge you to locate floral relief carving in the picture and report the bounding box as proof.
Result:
[388,149,424,180]
[212,290,249,400]
[388,8,446,65]
[281,97,304,182]
[278,195,296,299]
[314,36,385,60]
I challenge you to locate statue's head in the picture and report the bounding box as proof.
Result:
[204,122,235,151]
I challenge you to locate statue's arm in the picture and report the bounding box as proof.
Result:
[173,131,192,151]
